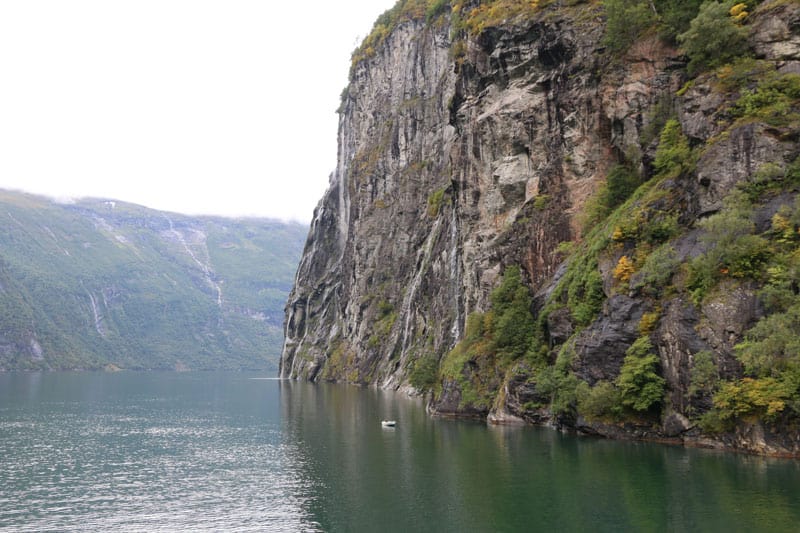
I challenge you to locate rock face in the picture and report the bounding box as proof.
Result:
[282,4,619,384]
[282,1,800,457]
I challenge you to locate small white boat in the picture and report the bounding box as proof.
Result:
[381,420,396,428]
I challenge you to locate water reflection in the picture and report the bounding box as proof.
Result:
[2,373,799,532]
[280,380,800,533]
[0,372,319,532]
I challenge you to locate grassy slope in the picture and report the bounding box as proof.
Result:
[0,190,307,371]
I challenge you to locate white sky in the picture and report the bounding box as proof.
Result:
[0,0,397,222]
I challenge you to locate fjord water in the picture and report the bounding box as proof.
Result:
[1,372,799,532]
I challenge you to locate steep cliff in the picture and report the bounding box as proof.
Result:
[282,0,800,456]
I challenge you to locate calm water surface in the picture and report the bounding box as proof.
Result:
[1,372,799,532]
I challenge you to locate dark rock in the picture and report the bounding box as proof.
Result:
[663,412,691,437]
[546,306,574,345]
[695,123,793,216]
[655,298,711,415]
[573,295,645,385]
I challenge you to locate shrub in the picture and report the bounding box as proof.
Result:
[602,0,657,53]
[732,73,800,126]
[439,265,535,405]
[687,192,770,303]
[568,267,605,326]
[689,350,719,398]
[713,377,794,421]
[490,266,535,363]
[735,304,800,378]
[535,344,579,416]
[577,380,624,422]
[613,255,636,283]
[658,0,705,42]
[653,119,692,180]
[678,0,750,75]
[426,0,450,22]
[632,244,679,295]
[616,336,666,412]
[409,354,439,391]
[759,248,800,313]
[533,194,550,210]
[739,162,788,202]
[612,207,679,246]
[606,164,642,208]
[638,311,660,336]
[714,57,775,93]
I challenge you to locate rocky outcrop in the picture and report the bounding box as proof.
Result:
[282,1,800,457]
[282,2,644,384]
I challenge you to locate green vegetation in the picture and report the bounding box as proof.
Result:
[427,187,448,217]
[582,164,642,230]
[409,353,440,391]
[491,266,536,363]
[731,72,800,126]
[695,187,800,426]
[617,337,666,412]
[600,0,717,53]
[601,0,657,53]
[687,190,771,304]
[658,0,706,41]
[439,265,534,409]
[689,350,719,399]
[368,300,398,348]
[600,0,760,71]
[0,191,306,371]
[577,380,623,422]
[713,377,796,422]
[631,244,679,296]
[678,1,750,75]
[535,344,580,415]
[574,337,667,423]
[565,258,605,326]
[653,119,694,180]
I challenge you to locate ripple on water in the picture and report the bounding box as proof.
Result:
[0,381,320,532]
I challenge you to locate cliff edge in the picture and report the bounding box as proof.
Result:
[282,0,800,457]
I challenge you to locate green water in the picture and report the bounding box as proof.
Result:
[1,372,798,532]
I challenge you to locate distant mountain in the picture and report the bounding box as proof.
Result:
[0,190,307,371]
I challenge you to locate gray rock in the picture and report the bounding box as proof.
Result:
[663,412,691,437]
[751,1,800,61]
[573,295,645,385]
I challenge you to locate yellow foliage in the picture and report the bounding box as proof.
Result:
[613,255,635,282]
[730,3,748,23]
[772,212,791,232]
[730,3,747,17]
[463,0,541,34]
[638,311,660,335]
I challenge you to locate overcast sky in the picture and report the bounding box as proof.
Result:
[0,0,397,222]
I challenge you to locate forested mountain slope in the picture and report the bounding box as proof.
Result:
[0,190,306,371]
